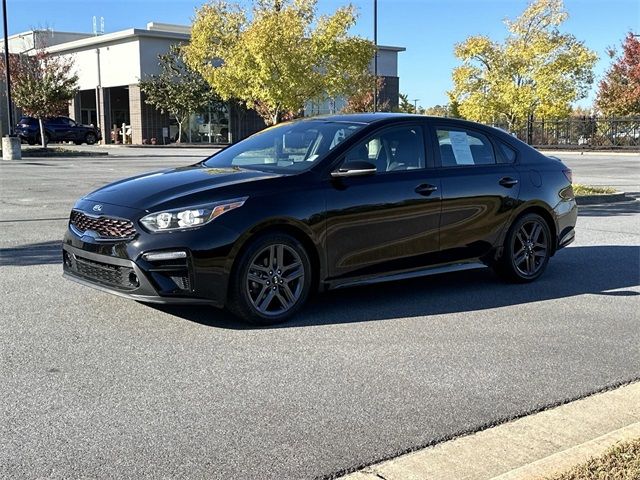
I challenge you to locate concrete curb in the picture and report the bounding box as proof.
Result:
[19,150,109,158]
[575,192,632,205]
[97,143,227,149]
[339,382,640,480]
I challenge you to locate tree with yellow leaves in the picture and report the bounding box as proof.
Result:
[448,0,597,131]
[185,0,375,125]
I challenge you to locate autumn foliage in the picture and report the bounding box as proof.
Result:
[596,32,640,117]
[0,51,78,147]
[342,76,388,113]
[185,0,375,125]
[449,0,597,130]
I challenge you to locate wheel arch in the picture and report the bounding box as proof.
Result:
[507,203,559,256]
[226,219,325,300]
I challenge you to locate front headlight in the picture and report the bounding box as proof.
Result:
[140,197,247,232]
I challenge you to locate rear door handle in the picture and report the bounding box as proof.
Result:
[499,177,518,188]
[415,183,438,196]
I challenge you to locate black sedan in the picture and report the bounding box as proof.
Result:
[16,116,102,145]
[63,114,577,324]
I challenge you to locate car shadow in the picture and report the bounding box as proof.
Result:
[153,244,640,330]
[0,240,61,266]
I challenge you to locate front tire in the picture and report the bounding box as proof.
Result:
[85,132,97,145]
[494,213,552,283]
[227,233,312,325]
[36,133,50,145]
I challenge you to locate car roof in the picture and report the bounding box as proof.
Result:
[303,113,500,131]
[300,113,537,157]
[20,116,72,120]
[305,113,420,124]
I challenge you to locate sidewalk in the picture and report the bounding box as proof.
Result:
[340,382,640,480]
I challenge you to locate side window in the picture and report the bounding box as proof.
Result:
[498,141,517,164]
[343,126,425,173]
[51,117,70,126]
[329,126,360,149]
[436,128,496,167]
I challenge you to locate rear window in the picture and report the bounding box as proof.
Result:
[19,118,36,126]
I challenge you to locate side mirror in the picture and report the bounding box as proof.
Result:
[331,160,377,178]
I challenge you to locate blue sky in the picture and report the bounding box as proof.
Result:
[4,0,639,109]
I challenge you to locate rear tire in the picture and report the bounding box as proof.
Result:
[227,233,312,325]
[494,213,552,283]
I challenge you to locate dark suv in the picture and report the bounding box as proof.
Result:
[16,116,102,145]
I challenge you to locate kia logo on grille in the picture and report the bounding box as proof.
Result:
[92,204,103,212]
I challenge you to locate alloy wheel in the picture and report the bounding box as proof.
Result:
[245,243,305,316]
[512,219,548,277]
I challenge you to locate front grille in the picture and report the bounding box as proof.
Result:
[68,253,138,290]
[70,210,136,239]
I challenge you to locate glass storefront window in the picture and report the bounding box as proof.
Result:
[185,101,230,144]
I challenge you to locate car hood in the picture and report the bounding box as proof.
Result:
[84,165,281,210]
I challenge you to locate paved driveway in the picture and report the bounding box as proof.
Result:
[1,151,638,479]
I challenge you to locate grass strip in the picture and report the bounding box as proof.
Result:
[544,437,640,480]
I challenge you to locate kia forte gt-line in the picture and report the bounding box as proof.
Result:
[62,113,577,325]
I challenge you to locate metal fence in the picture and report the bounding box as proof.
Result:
[493,117,640,149]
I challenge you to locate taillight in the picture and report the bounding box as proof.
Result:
[563,169,572,183]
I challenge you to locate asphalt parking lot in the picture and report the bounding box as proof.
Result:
[1,148,639,479]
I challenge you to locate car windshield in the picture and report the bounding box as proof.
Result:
[202,120,365,173]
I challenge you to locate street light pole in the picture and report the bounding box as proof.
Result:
[413,99,419,113]
[2,0,14,135]
[373,0,377,113]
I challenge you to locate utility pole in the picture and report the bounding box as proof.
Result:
[413,99,419,113]
[373,0,377,113]
[2,0,14,135]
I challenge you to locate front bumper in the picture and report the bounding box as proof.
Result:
[62,202,239,307]
[16,131,35,142]
[62,245,222,306]
[63,244,217,305]
[63,246,217,305]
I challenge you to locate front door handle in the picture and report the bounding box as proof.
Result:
[499,177,518,188]
[415,183,438,196]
